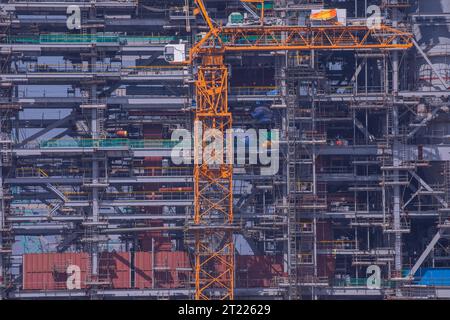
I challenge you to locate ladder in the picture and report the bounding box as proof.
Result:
[286,91,299,299]
[81,9,88,42]
[97,108,106,139]
[1,143,10,167]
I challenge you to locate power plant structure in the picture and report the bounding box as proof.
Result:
[0,0,450,300]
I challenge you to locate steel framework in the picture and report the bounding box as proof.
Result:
[188,0,413,300]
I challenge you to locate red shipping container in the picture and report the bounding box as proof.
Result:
[134,251,192,289]
[23,252,89,290]
[98,252,132,289]
[23,252,290,291]
[23,252,132,290]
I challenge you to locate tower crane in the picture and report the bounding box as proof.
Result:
[174,0,414,300]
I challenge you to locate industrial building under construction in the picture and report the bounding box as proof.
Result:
[1,0,450,300]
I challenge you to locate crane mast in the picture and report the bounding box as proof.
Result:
[187,0,413,300]
[193,52,235,300]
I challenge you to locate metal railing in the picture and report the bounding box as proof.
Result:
[63,191,193,202]
[39,139,178,149]
[319,166,354,174]
[11,0,137,3]
[15,166,192,178]
[3,34,190,45]
[230,86,279,96]
[332,277,396,288]
[317,240,357,250]
[15,64,186,74]
[132,167,192,177]
[17,63,121,73]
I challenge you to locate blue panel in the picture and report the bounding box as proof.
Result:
[405,268,450,286]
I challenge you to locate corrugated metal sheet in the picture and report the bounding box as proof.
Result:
[134,251,192,289]
[134,252,152,288]
[23,252,89,290]
[23,252,131,290]
[23,252,288,290]
[98,252,132,289]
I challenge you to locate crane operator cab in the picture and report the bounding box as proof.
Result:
[164,43,186,63]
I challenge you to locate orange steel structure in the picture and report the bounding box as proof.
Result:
[186,25,413,64]
[188,0,413,300]
[193,53,235,300]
